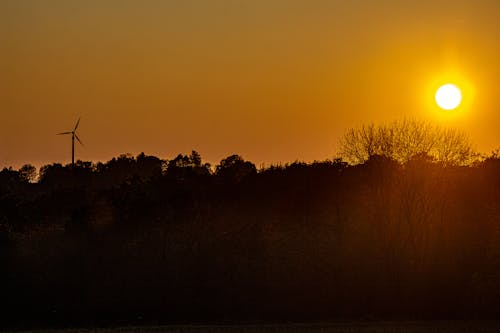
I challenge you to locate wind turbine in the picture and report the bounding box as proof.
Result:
[57,118,83,166]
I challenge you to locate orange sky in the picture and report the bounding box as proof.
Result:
[1,0,500,168]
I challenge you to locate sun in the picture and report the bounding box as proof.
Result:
[435,84,462,110]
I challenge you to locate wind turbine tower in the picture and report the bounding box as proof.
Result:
[57,118,83,166]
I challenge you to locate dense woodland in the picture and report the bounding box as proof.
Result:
[1,149,500,328]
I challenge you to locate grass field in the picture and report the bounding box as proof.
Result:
[8,322,500,333]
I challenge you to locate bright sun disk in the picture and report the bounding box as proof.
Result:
[435,84,462,110]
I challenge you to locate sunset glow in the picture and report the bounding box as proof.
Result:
[1,1,499,167]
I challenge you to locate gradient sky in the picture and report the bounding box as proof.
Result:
[1,0,500,168]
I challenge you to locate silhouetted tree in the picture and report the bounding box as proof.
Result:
[0,168,22,191]
[135,152,164,180]
[340,119,477,165]
[215,154,256,183]
[96,153,163,186]
[166,150,211,180]
[39,163,83,189]
[18,164,37,183]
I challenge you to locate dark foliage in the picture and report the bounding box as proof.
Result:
[0,151,499,328]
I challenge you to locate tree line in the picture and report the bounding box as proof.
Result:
[0,122,499,328]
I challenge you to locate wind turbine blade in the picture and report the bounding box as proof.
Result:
[75,134,84,146]
[74,117,81,131]
[57,132,72,135]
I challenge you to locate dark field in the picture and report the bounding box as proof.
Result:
[6,322,500,333]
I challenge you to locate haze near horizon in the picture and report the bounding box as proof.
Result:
[2,0,500,168]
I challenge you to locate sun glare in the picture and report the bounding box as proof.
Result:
[435,84,462,110]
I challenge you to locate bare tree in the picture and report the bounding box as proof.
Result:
[339,119,477,165]
[339,123,379,164]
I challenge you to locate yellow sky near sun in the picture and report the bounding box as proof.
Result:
[1,0,500,168]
